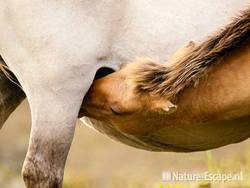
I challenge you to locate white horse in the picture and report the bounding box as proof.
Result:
[0,0,249,187]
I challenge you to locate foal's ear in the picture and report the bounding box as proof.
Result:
[151,99,177,114]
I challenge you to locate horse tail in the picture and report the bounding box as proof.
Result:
[0,55,22,88]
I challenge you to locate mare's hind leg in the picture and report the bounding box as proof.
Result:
[22,92,80,188]
[16,65,95,188]
[0,56,25,128]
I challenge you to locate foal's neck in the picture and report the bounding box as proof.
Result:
[175,40,250,124]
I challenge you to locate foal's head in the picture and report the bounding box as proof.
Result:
[80,42,195,134]
[80,61,174,134]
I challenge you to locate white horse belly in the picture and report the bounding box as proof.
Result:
[0,0,249,82]
[110,0,250,63]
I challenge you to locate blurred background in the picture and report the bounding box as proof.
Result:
[0,100,249,188]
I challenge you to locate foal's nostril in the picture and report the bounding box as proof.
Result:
[94,67,115,80]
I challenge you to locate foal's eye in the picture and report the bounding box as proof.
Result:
[110,107,122,115]
[109,103,136,116]
[109,102,127,116]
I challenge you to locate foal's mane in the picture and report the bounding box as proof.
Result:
[135,7,250,98]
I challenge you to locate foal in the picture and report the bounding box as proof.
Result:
[81,9,250,151]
